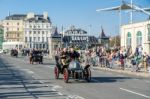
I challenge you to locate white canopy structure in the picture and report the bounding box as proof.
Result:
[96,0,150,24]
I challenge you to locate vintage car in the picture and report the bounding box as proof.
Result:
[10,49,18,57]
[54,59,91,83]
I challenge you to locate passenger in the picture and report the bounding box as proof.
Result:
[69,48,80,61]
[84,50,91,69]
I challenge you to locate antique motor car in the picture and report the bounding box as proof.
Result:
[10,49,18,57]
[54,59,91,83]
[30,51,43,64]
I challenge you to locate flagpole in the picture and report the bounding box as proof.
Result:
[61,26,64,48]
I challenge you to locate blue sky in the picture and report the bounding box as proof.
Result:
[0,0,150,37]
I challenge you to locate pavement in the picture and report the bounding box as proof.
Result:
[0,54,150,99]
[93,67,150,78]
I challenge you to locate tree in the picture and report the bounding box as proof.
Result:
[109,35,120,47]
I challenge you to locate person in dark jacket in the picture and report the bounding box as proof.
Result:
[69,48,80,61]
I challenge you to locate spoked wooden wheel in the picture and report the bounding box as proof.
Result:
[54,66,59,79]
[63,68,69,83]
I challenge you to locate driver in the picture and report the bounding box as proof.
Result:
[60,48,70,69]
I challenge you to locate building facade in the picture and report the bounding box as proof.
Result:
[63,26,88,49]
[2,15,25,50]
[0,25,4,49]
[63,26,98,49]
[24,12,52,50]
[121,20,150,54]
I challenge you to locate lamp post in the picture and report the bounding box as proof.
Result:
[61,26,64,48]
[86,25,92,49]
[147,24,150,41]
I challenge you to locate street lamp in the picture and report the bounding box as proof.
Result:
[147,24,150,29]
[86,25,92,49]
[147,24,150,41]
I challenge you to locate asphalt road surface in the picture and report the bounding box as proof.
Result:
[0,54,150,99]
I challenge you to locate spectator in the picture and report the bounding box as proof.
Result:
[143,52,148,72]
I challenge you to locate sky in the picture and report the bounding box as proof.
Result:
[0,0,150,37]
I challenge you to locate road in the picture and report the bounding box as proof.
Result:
[0,54,150,99]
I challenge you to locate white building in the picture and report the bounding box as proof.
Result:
[24,12,52,50]
[121,20,150,54]
[63,26,98,49]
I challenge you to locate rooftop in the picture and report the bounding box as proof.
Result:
[5,14,51,23]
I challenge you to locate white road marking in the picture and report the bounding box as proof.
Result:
[58,92,63,96]
[116,74,124,77]
[120,88,150,98]
[67,95,85,99]
[47,66,54,69]
[39,81,44,84]
[52,85,63,89]
[21,69,34,74]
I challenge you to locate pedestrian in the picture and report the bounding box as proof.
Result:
[147,54,150,72]
[130,54,136,72]
[131,53,142,72]
[83,50,91,69]
[120,52,124,70]
[143,52,148,72]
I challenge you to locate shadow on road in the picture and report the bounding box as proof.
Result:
[0,56,66,98]
[91,76,133,83]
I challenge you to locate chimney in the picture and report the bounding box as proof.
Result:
[43,12,48,20]
[27,12,34,19]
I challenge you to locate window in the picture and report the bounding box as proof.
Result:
[34,37,36,42]
[29,25,32,28]
[30,44,32,48]
[29,31,32,34]
[39,44,42,49]
[42,37,44,42]
[38,25,40,28]
[38,31,40,34]
[17,23,19,25]
[17,34,19,37]
[34,25,36,28]
[127,32,131,47]
[34,31,36,34]
[42,31,44,34]
[6,33,8,37]
[7,23,9,25]
[7,28,9,31]
[17,28,19,31]
[38,37,40,41]
[136,31,142,46]
[43,44,45,49]
[47,37,49,42]
[29,37,32,42]
[25,37,27,42]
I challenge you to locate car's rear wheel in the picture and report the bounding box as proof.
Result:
[54,66,59,79]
